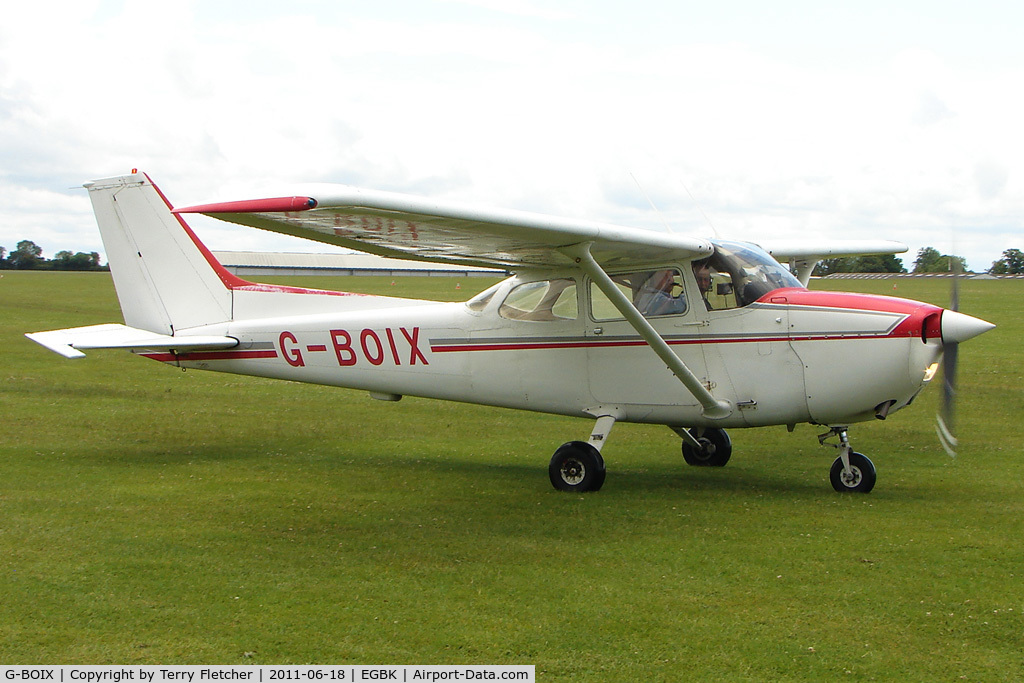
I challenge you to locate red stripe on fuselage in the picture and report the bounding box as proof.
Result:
[760,288,936,314]
[140,350,279,363]
[430,332,897,354]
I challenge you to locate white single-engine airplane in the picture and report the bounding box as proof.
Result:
[28,172,994,493]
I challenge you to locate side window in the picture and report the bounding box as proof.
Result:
[590,269,687,320]
[499,279,578,321]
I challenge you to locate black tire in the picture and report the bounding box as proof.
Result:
[829,452,876,493]
[549,441,606,492]
[680,428,732,467]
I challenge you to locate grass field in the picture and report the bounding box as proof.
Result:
[1,271,1021,679]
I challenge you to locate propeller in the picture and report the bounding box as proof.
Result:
[935,262,995,457]
[936,266,960,457]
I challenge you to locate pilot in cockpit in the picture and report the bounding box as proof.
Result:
[635,269,687,316]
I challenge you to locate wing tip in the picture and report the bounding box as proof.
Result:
[173,197,318,215]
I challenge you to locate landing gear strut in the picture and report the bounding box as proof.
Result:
[819,426,876,493]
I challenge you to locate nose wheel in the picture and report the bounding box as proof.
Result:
[819,427,876,493]
[829,451,876,492]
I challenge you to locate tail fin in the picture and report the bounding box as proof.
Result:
[86,172,241,334]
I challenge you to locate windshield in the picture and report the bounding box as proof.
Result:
[702,240,803,309]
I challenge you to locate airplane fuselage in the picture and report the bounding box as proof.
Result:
[142,278,945,431]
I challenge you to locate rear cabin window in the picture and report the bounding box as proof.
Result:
[499,279,578,321]
[466,284,501,312]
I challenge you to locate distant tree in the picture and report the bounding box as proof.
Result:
[912,247,943,272]
[0,246,6,269]
[52,250,103,271]
[8,240,43,269]
[857,254,906,273]
[913,246,967,274]
[813,254,906,276]
[989,248,1024,275]
[814,258,851,276]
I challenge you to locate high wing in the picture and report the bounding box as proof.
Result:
[176,184,730,416]
[174,186,714,270]
[761,239,909,286]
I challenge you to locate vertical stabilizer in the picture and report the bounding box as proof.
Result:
[86,173,235,334]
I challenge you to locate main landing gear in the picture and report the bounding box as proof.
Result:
[548,414,615,492]
[548,441,606,492]
[547,417,737,492]
[673,427,733,467]
[819,426,876,493]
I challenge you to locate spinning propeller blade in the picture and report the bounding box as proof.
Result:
[934,261,994,457]
[936,271,959,456]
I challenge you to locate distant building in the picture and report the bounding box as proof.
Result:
[212,251,503,278]
[822,272,1020,280]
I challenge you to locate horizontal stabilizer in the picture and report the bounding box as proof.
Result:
[26,323,237,359]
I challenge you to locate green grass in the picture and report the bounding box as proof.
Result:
[2,271,1022,679]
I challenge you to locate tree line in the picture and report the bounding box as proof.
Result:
[3,238,1022,276]
[815,247,1024,276]
[0,240,108,271]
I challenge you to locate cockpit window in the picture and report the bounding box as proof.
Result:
[702,240,803,310]
[499,279,578,321]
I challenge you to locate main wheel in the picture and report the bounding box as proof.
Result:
[680,428,732,467]
[549,441,606,492]
[829,452,876,493]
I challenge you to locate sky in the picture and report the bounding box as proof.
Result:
[1,0,1022,272]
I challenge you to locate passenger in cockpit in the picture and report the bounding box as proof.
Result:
[692,258,713,309]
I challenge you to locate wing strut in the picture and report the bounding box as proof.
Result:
[562,243,732,419]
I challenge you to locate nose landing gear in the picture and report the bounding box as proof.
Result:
[819,426,876,493]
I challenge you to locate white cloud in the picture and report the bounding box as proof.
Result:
[1,1,1022,271]
[440,0,577,21]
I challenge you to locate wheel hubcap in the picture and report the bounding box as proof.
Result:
[840,466,863,488]
[560,458,586,485]
[694,437,715,462]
